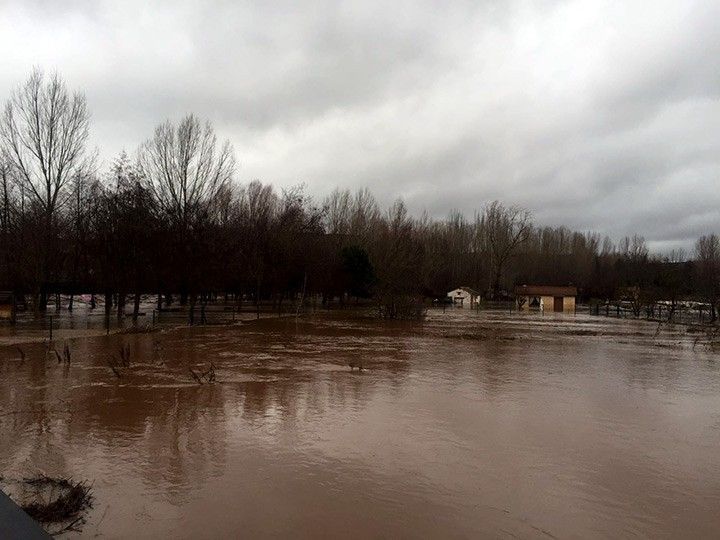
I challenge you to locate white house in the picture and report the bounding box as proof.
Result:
[447,287,480,308]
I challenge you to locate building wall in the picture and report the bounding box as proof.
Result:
[518,295,575,312]
[448,290,477,308]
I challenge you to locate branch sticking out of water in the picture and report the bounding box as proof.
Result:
[190,363,217,384]
[106,358,122,378]
[118,344,131,367]
[692,325,720,350]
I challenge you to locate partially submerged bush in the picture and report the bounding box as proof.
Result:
[375,294,426,320]
[20,475,93,527]
[190,362,217,384]
[119,324,155,334]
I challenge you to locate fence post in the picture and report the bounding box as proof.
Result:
[49,315,53,341]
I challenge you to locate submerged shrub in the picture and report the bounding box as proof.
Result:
[376,294,426,320]
[21,475,93,525]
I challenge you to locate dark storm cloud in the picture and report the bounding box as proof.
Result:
[1,0,718,251]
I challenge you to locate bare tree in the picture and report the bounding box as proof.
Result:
[0,70,91,309]
[323,188,352,235]
[482,201,531,296]
[0,154,13,234]
[139,114,235,228]
[0,154,16,290]
[0,69,90,218]
[349,188,381,244]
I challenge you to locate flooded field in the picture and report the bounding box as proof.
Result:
[2,309,720,538]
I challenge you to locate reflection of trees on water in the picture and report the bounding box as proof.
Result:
[0,341,83,478]
[0,319,419,504]
[446,340,533,397]
[68,383,230,506]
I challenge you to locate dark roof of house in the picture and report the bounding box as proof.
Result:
[514,285,577,297]
[450,286,480,296]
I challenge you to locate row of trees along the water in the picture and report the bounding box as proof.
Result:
[1,70,719,320]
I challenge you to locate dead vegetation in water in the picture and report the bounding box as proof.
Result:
[560,329,602,336]
[117,344,131,366]
[106,343,131,378]
[118,324,156,334]
[41,342,73,366]
[18,475,93,534]
[691,325,720,351]
[60,343,71,364]
[189,362,217,384]
[440,330,516,341]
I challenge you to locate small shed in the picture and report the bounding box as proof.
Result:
[515,285,577,313]
[0,291,15,322]
[447,287,480,308]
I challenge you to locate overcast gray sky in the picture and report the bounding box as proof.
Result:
[1,0,718,251]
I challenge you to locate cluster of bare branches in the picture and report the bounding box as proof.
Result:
[189,362,216,384]
[20,474,93,534]
[106,344,131,378]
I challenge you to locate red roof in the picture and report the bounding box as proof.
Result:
[514,285,577,297]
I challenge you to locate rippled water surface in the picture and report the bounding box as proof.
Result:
[2,310,720,538]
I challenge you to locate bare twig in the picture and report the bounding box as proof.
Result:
[190,363,217,384]
[106,358,122,378]
[189,368,203,384]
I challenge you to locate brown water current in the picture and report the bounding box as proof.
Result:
[2,310,720,538]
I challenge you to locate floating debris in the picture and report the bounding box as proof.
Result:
[18,475,93,534]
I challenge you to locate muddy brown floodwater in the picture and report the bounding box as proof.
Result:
[2,309,720,538]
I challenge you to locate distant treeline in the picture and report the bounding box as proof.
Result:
[1,70,719,319]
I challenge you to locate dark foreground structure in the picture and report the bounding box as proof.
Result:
[0,490,51,539]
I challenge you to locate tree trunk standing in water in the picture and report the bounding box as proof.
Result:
[296,271,307,318]
[90,294,96,309]
[188,294,196,325]
[68,294,74,312]
[256,279,261,320]
[117,293,126,319]
[104,292,112,331]
[133,292,141,322]
[157,292,162,311]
